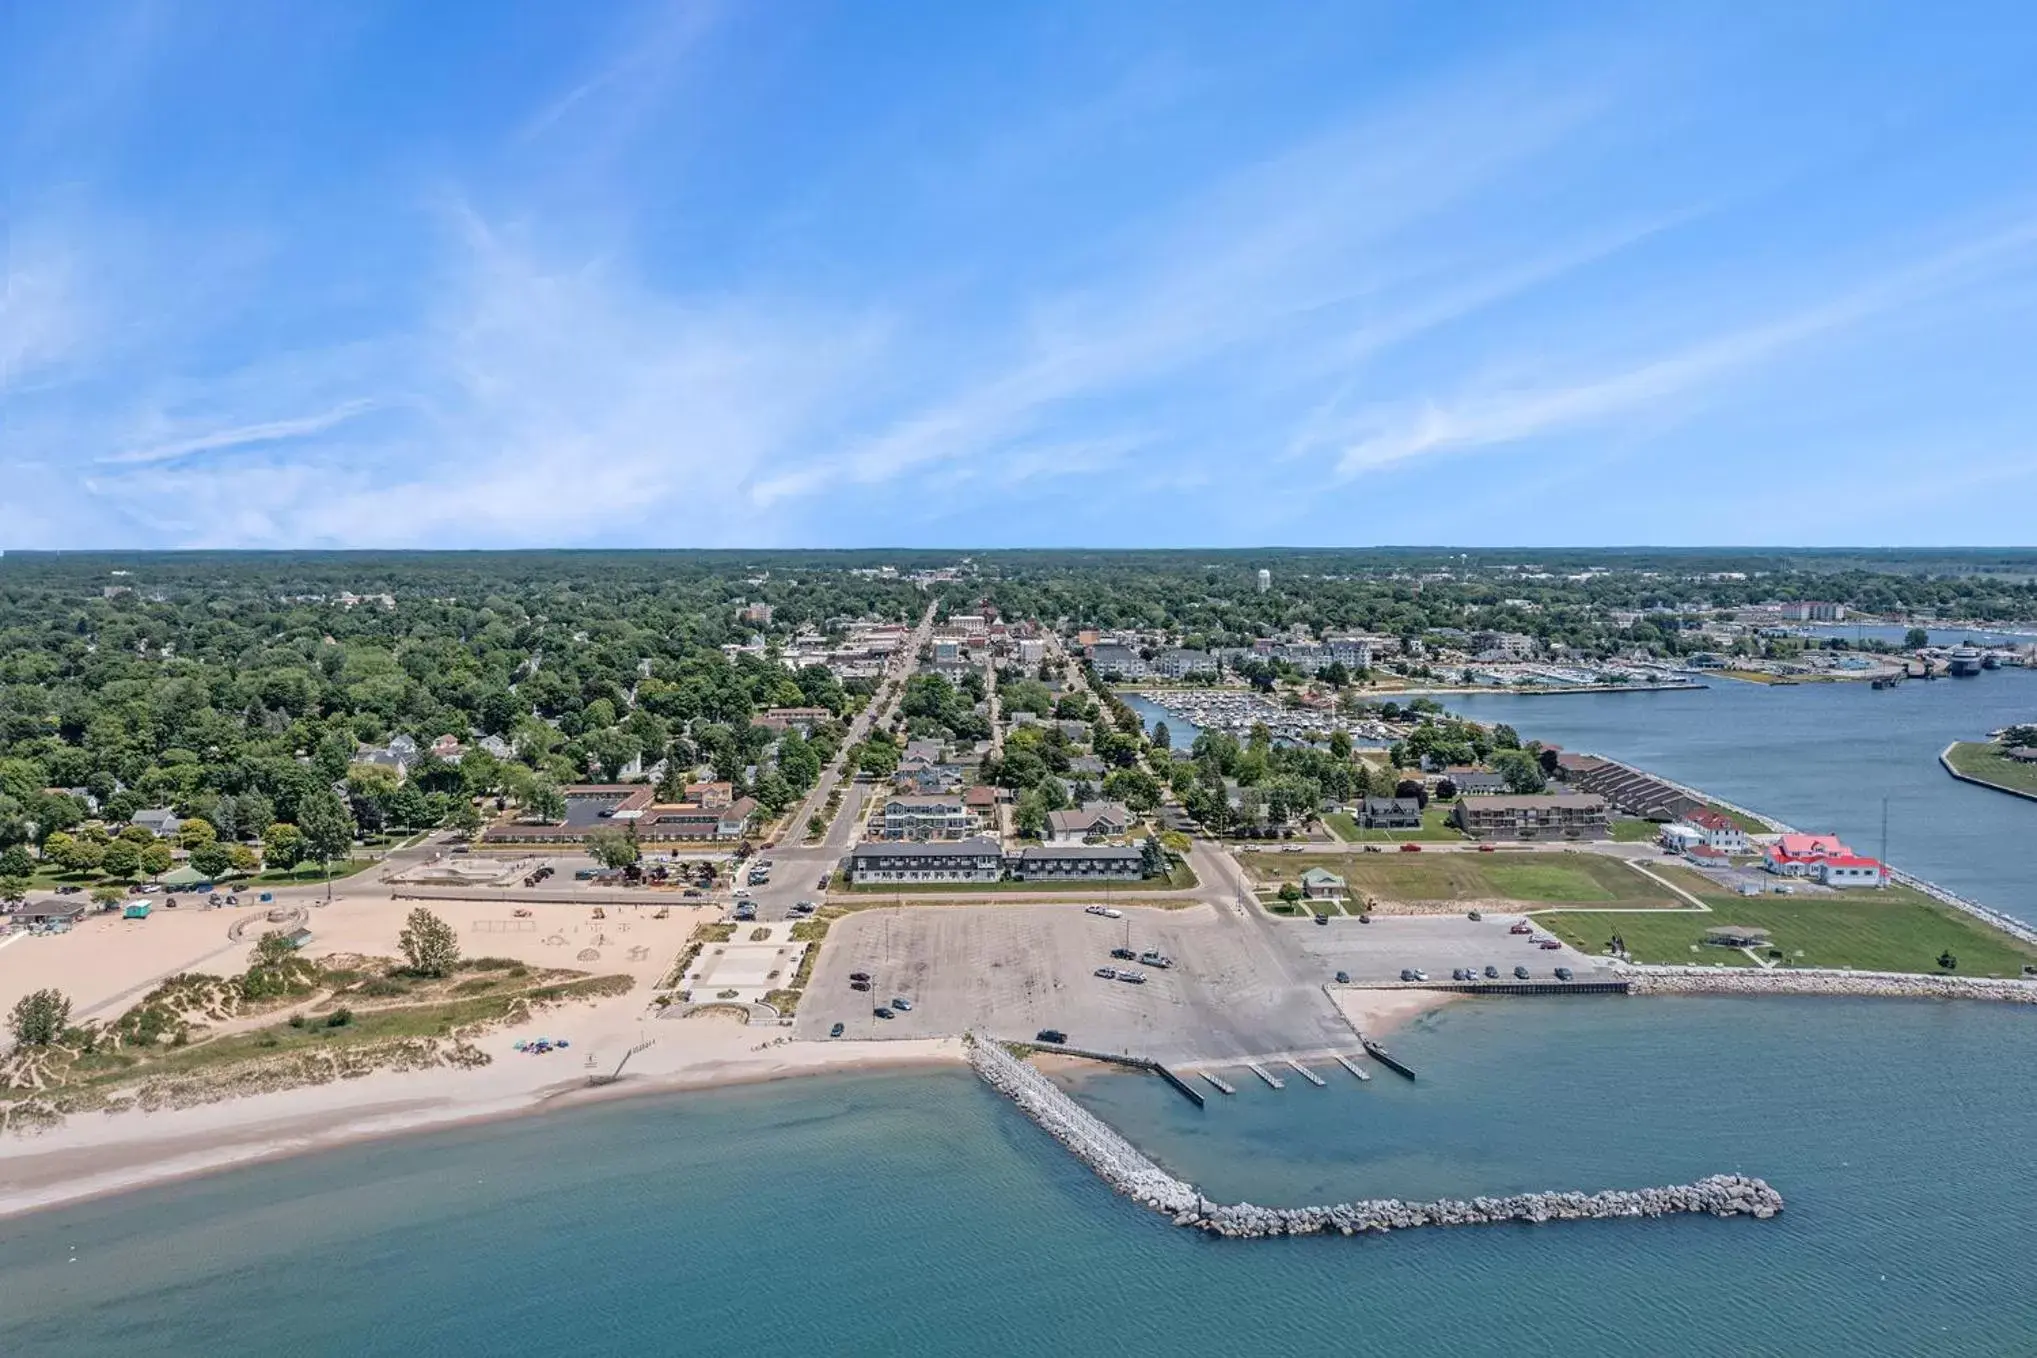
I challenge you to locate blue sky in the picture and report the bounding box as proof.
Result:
[6,0,2037,549]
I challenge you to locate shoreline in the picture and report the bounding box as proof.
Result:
[0,1033,965,1223]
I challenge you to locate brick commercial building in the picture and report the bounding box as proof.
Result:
[1449,793,1610,841]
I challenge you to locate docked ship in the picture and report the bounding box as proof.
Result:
[1947,646,1984,677]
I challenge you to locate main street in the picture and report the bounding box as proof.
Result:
[746,600,936,920]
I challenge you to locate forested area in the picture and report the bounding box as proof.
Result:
[0,553,926,885]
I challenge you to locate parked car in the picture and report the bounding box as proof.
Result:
[1116,971,1146,985]
[1357,913,1372,924]
[850,979,872,992]
[1538,938,1562,950]
[1398,843,1422,853]
[1363,844,1382,853]
[1513,965,1531,980]
[849,971,871,982]
[1334,970,1350,984]
[1314,913,1329,926]
[829,1023,845,1038]
[1554,967,1574,981]
[873,1007,894,1020]
[1483,965,1500,979]
[1094,966,1117,980]
[818,874,831,889]
[1477,844,1495,853]
[1035,1028,1068,1045]
[891,997,913,1012]
[1110,947,1136,961]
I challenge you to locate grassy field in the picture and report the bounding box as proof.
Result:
[1609,818,1659,842]
[1945,742,2037,796]
[1252,850,1689,909]
[1538,885,2037,978]
[1323,805,1466,842]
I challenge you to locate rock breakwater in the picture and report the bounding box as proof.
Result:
[969,1036,1781,1238]
[1626,966,2037,1004]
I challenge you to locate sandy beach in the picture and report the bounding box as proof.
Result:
[0,881,972,1221]
[0,1007,965,1221]
[1329,985,1458,1037]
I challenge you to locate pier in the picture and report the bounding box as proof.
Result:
[1199,1070,1237,1095]
[1283,1057,1327,1087]
[969,1035,1785,1238]
[1333,1053,1372,1082]
[1245,1060,1286,1089]
[1154,1065,1208,1108]
[1360,1036,1416,1080]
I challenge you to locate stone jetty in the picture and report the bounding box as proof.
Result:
[969,1036,1782,1238]
[1626,966,2037,1004]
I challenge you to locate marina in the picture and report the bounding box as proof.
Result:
[1118,689,1389,746]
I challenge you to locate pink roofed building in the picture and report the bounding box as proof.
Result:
[1765,832,1865,879]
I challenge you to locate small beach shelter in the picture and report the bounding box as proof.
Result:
[159,865,208,889]
[1300,867,1347,899]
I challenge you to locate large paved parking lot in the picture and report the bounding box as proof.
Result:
[792,904,1607,1064]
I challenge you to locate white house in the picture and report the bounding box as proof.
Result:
[1815,855,1885,888]
[1673,808,1749,854]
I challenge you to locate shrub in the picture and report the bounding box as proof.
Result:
[326,1007,353,1028]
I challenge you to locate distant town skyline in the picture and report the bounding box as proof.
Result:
[6,1,2037,550]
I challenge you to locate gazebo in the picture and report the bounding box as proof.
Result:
[1704,925,1771,948]
[159,864,210,889]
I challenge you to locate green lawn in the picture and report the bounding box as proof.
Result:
[1945,742,2037,796]
[1323,805,1466,842]
[1609,818,1659,842]
[1704,803,1773,834]
[1537,885,2037,978]
[248,857,377,886]
[1256,851,1686,909]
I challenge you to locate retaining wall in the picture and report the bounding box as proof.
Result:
[1624,966,2037,1004]
[968,1036,1782,1238]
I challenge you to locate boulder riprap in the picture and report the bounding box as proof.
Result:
[968,1035,1782,1238]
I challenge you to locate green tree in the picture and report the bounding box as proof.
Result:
[43,830,102,875]
[1493,748,1548,794]
[398,907,461,977]
[252,930,298,970]
[1903,627,1931,649]
[91,884,126,909]
[0,876,33,904]
[189,841,237,879]
[98,837,142,880]
[587,826,640,870]
[262,822,307,870]
[524,780,567,823]
[176,817,218,850]
[298,789,357,875]
[140,841,175,877]
[0,845,32,878]
[8,988,71,1046]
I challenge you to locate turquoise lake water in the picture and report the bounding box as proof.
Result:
[5,675,2035,1355]
[4,997,2034,1356]
[1448,668,2037,928]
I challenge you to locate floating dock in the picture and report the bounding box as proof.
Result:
[1284,1057,1327,1087]
[1334,1053,1372,1082]
[1199,1070,1237,1095]
[1245,1061,1286,1090]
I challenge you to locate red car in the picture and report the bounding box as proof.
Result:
[1476,844,1495,853]
[1398,843,1422,853]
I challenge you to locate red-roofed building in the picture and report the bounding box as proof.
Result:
[1765,832,1854,878]
[1815,854,1884,888]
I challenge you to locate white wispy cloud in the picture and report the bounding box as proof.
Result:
[1330,218,2037,477]
[98,400,381,465]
